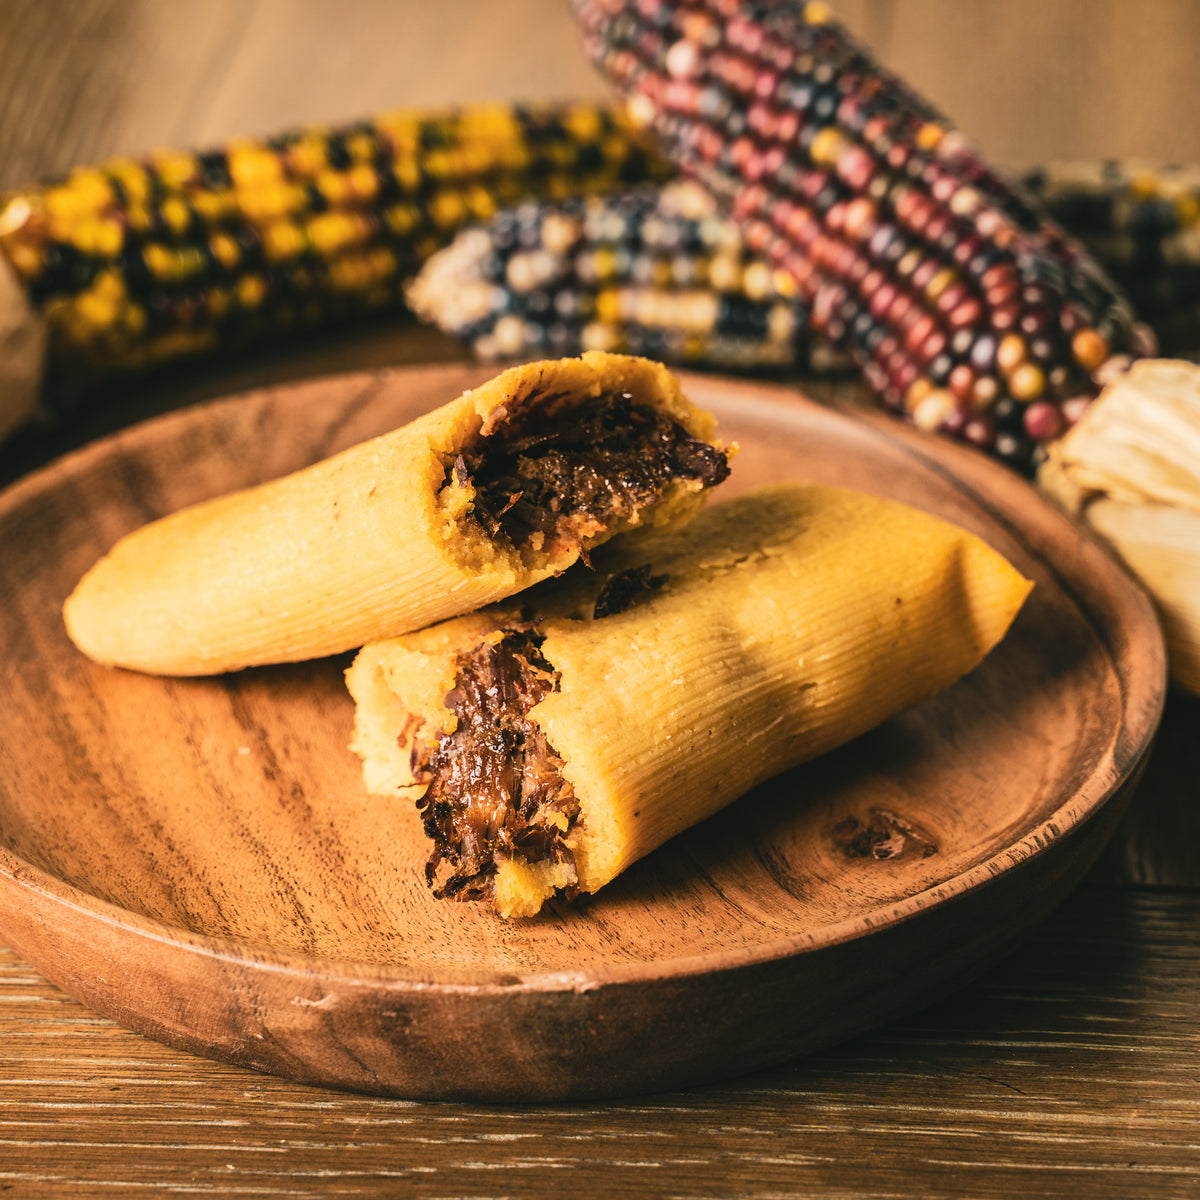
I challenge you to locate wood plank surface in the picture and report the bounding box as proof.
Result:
[1,1,1199,1194]
[2,886,1198,1198]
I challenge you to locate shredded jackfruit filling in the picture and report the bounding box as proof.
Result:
[411,628,580,903]
[445,390,729,558]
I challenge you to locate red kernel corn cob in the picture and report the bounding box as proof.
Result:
[573,0,1148,472]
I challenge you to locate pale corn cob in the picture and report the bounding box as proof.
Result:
[407,180,842,372]
[0,102,669,407]
[347,482,1031,917]
[573,0,1148,474]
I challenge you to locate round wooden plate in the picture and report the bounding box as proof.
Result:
[0,365,1165,1101]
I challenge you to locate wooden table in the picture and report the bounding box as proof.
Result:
[3,2,1200,1195]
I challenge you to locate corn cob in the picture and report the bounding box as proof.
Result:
[63,352,730,676]
[1020,161,1200,357]
[407,180,846,373]
[0,102,669,410]
[573,0,1148,473]
[414,167,1200,377]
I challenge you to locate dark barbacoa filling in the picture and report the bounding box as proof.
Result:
[592,563,668,619]
[450,390,730,553]
[411,628,580,903]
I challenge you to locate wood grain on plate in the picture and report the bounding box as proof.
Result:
[0,365,1165,1101]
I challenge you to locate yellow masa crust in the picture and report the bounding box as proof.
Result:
[347,482,1033,918]
[63,352,724,675]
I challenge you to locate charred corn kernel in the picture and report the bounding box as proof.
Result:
[407,183,832,373]
[0,101,669,398]
[573,0,1143,474]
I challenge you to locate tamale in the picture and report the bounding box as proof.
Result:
[63,352,730,675]
[347,482,1032,917]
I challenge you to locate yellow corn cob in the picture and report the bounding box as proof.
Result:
[0,102,669,407]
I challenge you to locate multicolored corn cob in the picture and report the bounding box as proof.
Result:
[573,0,1148,472]
[407,180,845,372]
[415,166,1200,378]
[1020,161,1200,356]
[0,102,668,403]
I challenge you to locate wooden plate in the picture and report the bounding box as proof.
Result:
[0,365,1165,1101]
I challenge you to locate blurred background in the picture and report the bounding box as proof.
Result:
[4,0,1200,191]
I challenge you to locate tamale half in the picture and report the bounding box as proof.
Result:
[347,482,1032,918]
[63,352,730,675]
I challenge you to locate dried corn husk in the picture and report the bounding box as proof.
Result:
[63,352,728,675]
[1039,358,1200,695]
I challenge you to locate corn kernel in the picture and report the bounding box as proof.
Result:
[262,220,307,262]
[916,122,945,151]
[925,268,955,301]
[237,274,267,308]
[209,232,240,271]
[429,189,468,231]
[809,127,849,168]
[74,286,121,330]
[160,197,192,237]
[1009,362,1047,402]
[288,134,328,177]
[229,144,284,190]
[153,149,197,190]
